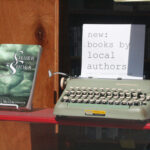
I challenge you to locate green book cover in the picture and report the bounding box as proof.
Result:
[0,44,42,110]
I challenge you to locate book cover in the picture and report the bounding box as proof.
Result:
[0,44,42,110]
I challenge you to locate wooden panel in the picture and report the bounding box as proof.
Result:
[30,124,58,150]
[0,121,31,150]
[0,0,59,108]
[0,1,59,150]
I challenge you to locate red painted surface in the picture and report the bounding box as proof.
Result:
[0,108,150,130]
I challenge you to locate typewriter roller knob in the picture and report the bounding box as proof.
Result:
[60,77,67,89]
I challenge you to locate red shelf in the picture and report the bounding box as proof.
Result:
[0,109,56,123]
[0,108,150,130]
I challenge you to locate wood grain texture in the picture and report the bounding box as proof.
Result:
[0,1,59,150]
[0,121,31,150]
[30,124,58,150]
[0,0,59,109]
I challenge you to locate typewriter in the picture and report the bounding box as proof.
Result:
[53,77,150,121]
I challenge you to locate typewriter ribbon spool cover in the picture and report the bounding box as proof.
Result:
[0,44,42,110]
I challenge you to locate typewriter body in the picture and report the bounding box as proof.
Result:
[54,78,150,121]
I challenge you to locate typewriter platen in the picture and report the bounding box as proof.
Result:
[54,78,150,121]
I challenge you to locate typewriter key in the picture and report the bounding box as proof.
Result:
[83,99,89,103]
[96,99,101,104]
[90,99,95,104]
[82,95,88,99]
[142,101,147,105]
[128,100,133,105]
[114,100,120,105]
[76,90,82,95]
[78,99,83,103]
[146,96,150,101]
[71,98,76,103]
[108,100,114,104]
[134,100,140,105]
[102,99,108,104]
[63,96,69,102]
[122,100,127,105]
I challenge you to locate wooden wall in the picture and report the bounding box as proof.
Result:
[0,0,59,149]
[0,0,59,109]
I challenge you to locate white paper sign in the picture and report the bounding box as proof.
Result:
[81,24,145,79]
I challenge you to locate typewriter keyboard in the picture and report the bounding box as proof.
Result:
[61,87,150,106]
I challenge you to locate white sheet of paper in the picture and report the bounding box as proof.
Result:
[81,24,145,79]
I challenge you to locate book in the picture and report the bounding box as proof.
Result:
[0,44,42,110]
